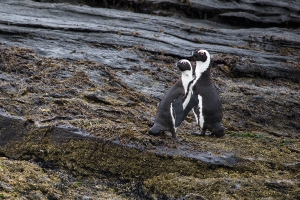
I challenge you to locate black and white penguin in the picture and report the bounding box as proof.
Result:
[183,49,225,137]
[149,59,194,138]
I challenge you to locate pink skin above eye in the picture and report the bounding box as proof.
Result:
[197,50,204,55]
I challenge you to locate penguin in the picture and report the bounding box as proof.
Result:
[149,59,194,138]
[183,49,225,137]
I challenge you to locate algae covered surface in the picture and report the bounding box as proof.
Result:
[143,135,300,199]
[0,45,299,199]
[0,157,128,199]
[0,1,299,199]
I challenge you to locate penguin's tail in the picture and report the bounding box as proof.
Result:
[149,123,163,136]
[212,123,225,138]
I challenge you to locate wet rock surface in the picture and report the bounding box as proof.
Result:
[0,0,299,199]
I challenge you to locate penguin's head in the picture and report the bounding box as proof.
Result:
[175,59,192,72]
[191,49,209,62]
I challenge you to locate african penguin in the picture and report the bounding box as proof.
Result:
[183,49,225,137]
[149,59,194,138]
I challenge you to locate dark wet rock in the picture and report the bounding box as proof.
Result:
[84,92,113,105]
[285,162,300,169]
[0,111,240,171]
[265,180,296,193]
[1,1,300,83]
[36,0,300,29]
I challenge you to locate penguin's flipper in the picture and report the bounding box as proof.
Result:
[182,93,199,120]
[172,95,184,128]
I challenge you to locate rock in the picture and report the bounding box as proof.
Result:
[0,0,299,82]
[0,0,299,199]
[265,180,296,193]
[0,111,240,173]
[46,0,300,29]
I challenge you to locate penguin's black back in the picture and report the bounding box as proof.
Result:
[151,80,185,132]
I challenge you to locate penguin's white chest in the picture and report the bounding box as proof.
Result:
[182,75,194,109]
[193,95,204,128]
[198,95,204,128]
[183,90,192,109]
[170,104,177,131]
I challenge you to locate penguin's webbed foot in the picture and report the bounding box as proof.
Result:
[149,129,167,137]
[149,130,163,137]
[149,132,159,137]
[149,124,162,136]
[190,132,205,136]
[211,124,225,138]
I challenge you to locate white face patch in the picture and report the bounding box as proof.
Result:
[194,50,210,80]
[180,60,193,94]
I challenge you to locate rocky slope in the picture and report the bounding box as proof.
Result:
[0,0,299,199]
